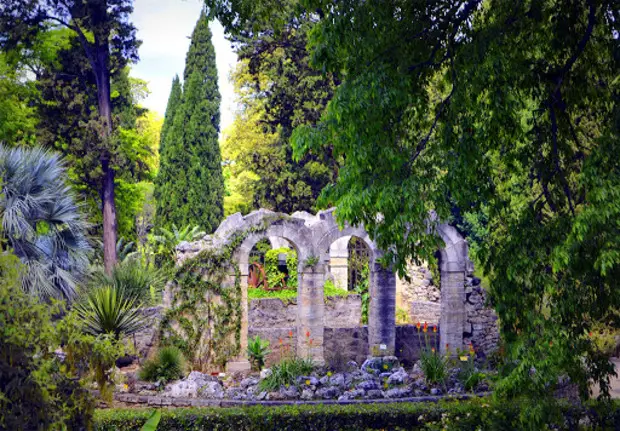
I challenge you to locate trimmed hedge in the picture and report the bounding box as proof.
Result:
[94,399,620,431]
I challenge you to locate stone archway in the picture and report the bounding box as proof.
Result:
[175,207,477,371]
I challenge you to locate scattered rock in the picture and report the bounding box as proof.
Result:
[387,368,409,386]
[430,387,442,396]
[316,386,341,399]
[240,377,259,389]
[280,385,299,399]
[256,391,267,400]
[385,387,411,398]
[300,389,314,400]
[329,373,345,388]
[356,379,381,391]
[199,381,224,399]
[260,368,272,380]
[366,389,383,398]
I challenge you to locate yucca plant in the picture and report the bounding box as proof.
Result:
[0,145,91,301]
[90,258,165,304]
[75,284,145,339]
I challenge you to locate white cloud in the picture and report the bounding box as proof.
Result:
[131,0,237,132]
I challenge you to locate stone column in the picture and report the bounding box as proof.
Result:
[328,236,350,289]
[439,270,465,355]
[368,267,396,356]
[297,264,325,364]
[226,266,251,372]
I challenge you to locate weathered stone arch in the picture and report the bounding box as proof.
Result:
[175,207,474,370]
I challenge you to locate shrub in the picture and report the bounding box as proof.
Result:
[93,400,620,431]
[259,357,314,392]
[457,355,485,392]
[75,284,146,338]
[0,251,94,429]
[247,335,271,371]
[139,346,186,384]
[418,325,448,385]
[90,258,166,304]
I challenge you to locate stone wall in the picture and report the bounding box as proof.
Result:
[410,301,441,324]
[395,262,440,322]
[132,306,163,360]
[464,277,500,357]
[249,295,362,329]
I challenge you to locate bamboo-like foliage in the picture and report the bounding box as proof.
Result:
[0,145,91,301]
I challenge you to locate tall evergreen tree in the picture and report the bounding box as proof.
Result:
[155,12,224,232]
[154,75,182,229]
[158,75,182,156]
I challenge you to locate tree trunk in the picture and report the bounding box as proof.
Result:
[95,60,118,273]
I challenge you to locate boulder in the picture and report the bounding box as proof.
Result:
[366,389,383,398]
[329,373,345,388]
[300,389,314,400]
[385,387,411,398]
[387,368,409,386]
[240,377,259,389]
[280,385,299,399]
[297,376,319,386]
[199,381,225,399]
[356,379,381,391]
[316,386,341,399]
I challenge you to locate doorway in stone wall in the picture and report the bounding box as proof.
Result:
[348,237,370,324]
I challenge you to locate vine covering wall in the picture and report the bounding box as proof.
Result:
[160,216,287,371]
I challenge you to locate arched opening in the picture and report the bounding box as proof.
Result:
[247,236,299,298]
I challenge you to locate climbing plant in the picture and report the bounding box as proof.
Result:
[264,247,298,290]
[159,216,288,371]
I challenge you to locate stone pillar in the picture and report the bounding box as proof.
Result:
[368,267,396,356]
[297,264,325,364]
[439,270,465,355]
[226,266,251,372]
[328,236,350,289]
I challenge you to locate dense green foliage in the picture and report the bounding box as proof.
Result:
[0,145,90,301]
[156,12,224,232]
[90,258,165,304]
[264,247,298,289]
[139,346,186,384]
[220,4,338,215]
[208,0,620,418]
[0,251,94,430]
[96,400,620,430]
[258,356,314,392]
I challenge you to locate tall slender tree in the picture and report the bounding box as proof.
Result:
[156,12,224,232]
[154,75,182,229]
[0,0,140,273]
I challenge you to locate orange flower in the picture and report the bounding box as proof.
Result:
[549,340,553,347]
[423,322,428,333]
[432,325,437,333]
[309,339,314,346]
[589,331,593,337]
[446,343,450,350]
[416,322,421,330]
[279,338,283,344]
[431,347,436,353]
[306,331,311,338]
[289,330,293,338]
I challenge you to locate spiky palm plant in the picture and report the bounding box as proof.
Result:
[75,284,145,339]
[90,258,165,304]
[152,224,205,265]
[0,145,91,301]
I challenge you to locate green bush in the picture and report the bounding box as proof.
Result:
[0,251,94,430]
[247,335,271,371]
[90,258,166,304]
[93,400,620,431]
[259,357,314,392]
[139,346,186,384]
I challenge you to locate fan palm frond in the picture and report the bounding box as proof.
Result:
[0,144,91,301]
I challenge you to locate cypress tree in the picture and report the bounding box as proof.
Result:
[154,12,224,232]
[154,75,183,229]
[159,75,182,156]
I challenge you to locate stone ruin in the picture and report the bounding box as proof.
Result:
[173,208,499,372]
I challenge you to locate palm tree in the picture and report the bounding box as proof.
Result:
[0,145,91,301]
[152,224,205,265]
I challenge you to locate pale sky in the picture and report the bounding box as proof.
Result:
[131,0,237,132]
